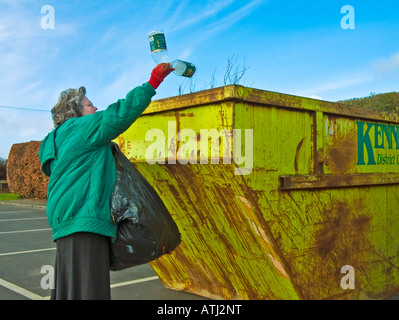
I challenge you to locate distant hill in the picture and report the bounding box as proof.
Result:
[339,92,399,113]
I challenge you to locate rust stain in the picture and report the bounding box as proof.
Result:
[314,201,372,257]
[153,164,247,298]
[114,135,126,154]
[326,117,358,174]
[294,138,305,173]
[147,162,296,299]
[307,199,372,299]
[328,138,358,174]
[272,194,375,300]
[237,195,290,279]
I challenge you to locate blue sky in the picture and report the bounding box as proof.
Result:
[0,0,398,159]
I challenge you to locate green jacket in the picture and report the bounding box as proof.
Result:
[38,82,156,241]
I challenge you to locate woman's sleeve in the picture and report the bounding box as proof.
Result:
[74,82,156,147]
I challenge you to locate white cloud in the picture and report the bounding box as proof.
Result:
[309,95,323,100]
[199,0,268,40]
[0,24,11,40]
[375,52,399,77]
[0,1,80,158]
[178,48,193,61]
[0,109,52,136]
[312,74,373,94]
[297,51,399,99]
[164,0,268,63]
[167,0,235,32]
[0,108,53,159]
[0,6,82,129]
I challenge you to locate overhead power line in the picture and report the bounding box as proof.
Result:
[0,105,50,112]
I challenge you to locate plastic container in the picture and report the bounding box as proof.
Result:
[148,31,197,77]
[148,30,168,64]
[171,59,197,78]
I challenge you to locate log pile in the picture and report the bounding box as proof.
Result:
[7,141,49,199]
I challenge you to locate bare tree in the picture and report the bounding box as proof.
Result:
[178,54,249,95]
[0,158,7,180]
[223,54,249,86]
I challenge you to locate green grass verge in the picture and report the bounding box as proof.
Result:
[0,193,20,201]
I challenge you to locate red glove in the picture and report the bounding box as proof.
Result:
[148,63,174,89]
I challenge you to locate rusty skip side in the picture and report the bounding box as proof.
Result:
[115,85,399,300]
[280,173,399,190]
[143,85,399,123]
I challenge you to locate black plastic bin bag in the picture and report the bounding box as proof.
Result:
[109,142,181,271]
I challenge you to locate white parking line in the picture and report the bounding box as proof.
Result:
[0,210,32,214]
[110,276,159,288]
[0,277,46,300]
[0,217,47,222]
[0,228,51,235]
[0,275,160,300]
[0,248,56,257]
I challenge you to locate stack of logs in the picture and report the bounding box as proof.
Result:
[7,141,49,199]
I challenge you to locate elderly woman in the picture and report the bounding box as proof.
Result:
[38,63,173,300]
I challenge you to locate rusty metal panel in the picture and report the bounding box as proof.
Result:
[115,85,399,300]
[279,173,399,189]
[133,162,299,299]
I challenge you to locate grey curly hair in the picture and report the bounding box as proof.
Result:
[51,86,87,127]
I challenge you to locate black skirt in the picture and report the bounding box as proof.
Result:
[51,232,111,300]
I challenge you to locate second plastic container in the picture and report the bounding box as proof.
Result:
[171,59,197,78]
